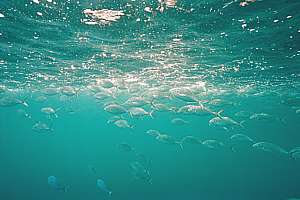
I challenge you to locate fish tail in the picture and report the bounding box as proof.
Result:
[216,109,224,118]
[289,149,297,154]
[176,141,184,150]
[74,91,79,99]
[22,100,29,107]
[230,146,237,153]
[112,87,118,99]
[239,120,246,128]
[63,186,68,193]
[149,110,154,118]
[288,151,297,160]
[180,137,186,144]
[149,98,155,107]
[56,185,68,192]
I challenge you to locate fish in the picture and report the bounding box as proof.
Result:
[171,118,189,125]
[0,97,28,107]
[249,113,273,121]
[146,129,160,136]
[209,116,244,131]
[230,134,254,143]
[94,91,114,101]
[234,110,252,119]
[88,85,107,93]
[128,107,154,118]
[281,97,300,107]
[32,121,53,133]
[154,133,183,150]
[228,134,255,152]
[0,85,6,93]
[107,115,123,124]
[34,95,47,102]
[41,87,60,96]
[289,147,300,160]
[47,176,67,192]
[173,93,199,103]
[178,104,223,118]
[123,96,151,107]
[208,99,237,108]
[252,142,288,155]
[181,136,202,145]
[130,161,152,184]
[290,151,300,160]
[202,140,224,150]
[41,107,60,118]
[135,153,152,169]
[150,102,176,112]
[99,79,115,89]
[61,86,78,97]
[17,109,32,119]
[118,143,135,152]
[104,104,127,115]
[88,165,98,175]
[96,179,112,195]
[113,119,133,129]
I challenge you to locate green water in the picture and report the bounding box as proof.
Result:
[0,0,300,199]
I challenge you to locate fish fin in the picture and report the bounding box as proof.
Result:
[108,191,112,196]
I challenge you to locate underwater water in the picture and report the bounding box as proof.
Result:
[0,0,300,199]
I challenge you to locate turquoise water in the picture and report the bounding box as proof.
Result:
[0,0,300,199]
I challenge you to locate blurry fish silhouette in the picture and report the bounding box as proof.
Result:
[47,176,67,192]
[88,165,98,175]
[96,179,112,196]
